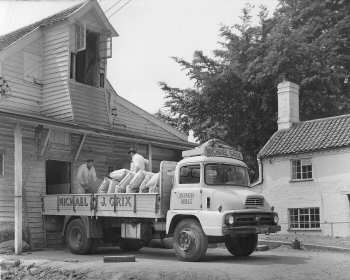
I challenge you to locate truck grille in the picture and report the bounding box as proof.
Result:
[245,196,264,207]
[234,213,274,226]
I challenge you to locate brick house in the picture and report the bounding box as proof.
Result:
[255,81,350,237]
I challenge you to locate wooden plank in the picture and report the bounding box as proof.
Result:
[40,129,51,156]
[103,256,135,263]
[74,134,87,161]
[14,123,22,254]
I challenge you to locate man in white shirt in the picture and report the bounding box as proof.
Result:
[74,159,97,193]
[129,147,148,172]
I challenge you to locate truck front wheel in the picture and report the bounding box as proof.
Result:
[225,234,257,257]
[65,219,92,254]
[173,219,208,262]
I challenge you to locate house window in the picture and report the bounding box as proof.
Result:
[179,165,200,184]
[291,158,312,180]
[0,151,4,176]
[289,208,320,230]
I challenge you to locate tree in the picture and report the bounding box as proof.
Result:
[159,0,350,180]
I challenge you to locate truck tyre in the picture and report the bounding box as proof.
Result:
[119,239,143,252]
[225,234,258,257]
[65,219,92,254]
[173,219,208,262]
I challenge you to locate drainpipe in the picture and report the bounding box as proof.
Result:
[251,157,263,189]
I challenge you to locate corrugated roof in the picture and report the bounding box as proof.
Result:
[105,80,191,144]
[0,1,85,51]
[259,114,350,158]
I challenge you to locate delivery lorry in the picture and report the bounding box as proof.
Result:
[42,139,280,261]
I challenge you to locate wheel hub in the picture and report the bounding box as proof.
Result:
[178,229,195,252]
[71,228,82,247]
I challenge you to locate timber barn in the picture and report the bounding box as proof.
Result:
[0,0,193,249]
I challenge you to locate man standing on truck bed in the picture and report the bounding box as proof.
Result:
[74,159,97,193]
[128,147,148,172]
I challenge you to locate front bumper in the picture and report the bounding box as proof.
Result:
[223,224,281,235]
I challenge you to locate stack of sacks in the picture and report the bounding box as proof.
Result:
[97,177,111,193]
[126,170,146,193]
[116,171,135,193]
[145,173,160,193]
[108,180,120,193]
[97,168,161,194]
[139,172,154,193]
[110,169,129,181]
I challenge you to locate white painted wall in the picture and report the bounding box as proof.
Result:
[258,148,350,237]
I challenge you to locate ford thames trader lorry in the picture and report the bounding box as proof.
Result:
[42,139,280,261]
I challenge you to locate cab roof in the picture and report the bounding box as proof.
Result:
[178,155,247,168]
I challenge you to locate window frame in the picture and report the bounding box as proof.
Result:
[291,158,313,181]
[179,164,201,185]
[288,207,320,230]
[75,23,86,52]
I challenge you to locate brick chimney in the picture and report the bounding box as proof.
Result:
[277,81,300,130]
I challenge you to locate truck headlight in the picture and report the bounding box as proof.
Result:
[273,213,279,224]
[225,214,234,225]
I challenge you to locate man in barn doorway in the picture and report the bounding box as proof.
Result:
[128,147,149,172]
[73,159,97,193]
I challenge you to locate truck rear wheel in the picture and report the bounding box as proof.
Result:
[173,219,208,262]
[225,234,257,257]
[65,219,92,254]
[119,239,143,252]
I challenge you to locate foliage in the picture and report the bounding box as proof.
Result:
[159,0,350,180]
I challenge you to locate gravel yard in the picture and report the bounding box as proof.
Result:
[1,245,350,280]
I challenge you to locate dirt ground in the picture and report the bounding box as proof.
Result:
[1,245,350,280]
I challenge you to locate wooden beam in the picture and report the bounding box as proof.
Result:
[148,144,153,172]
[14,123,22,255]
[74,134,87,161]
[40,128,51,156]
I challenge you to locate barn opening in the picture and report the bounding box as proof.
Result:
[46,160,71,194]
[71,30,100,87]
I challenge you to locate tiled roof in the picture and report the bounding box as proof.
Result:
[259,114,350,158]
[0,1,85,51]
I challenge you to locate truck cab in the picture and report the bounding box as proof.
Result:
[166,139,280,261]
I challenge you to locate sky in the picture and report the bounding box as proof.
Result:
[0,0,278,113]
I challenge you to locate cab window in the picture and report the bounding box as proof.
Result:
[179,165,200,184]
[205,164,249,186]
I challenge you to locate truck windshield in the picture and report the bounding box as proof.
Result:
[205,164,249,187]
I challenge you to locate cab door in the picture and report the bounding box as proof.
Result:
[170,164,202,210]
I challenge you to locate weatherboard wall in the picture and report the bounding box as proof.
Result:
[0,39,42,114]
[41,23,73,121]
[69,80,111,129]
[0,119,46,249]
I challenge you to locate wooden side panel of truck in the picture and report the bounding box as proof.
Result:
[42,161,177,219]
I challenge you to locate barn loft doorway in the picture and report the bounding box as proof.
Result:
[46,160,71,194]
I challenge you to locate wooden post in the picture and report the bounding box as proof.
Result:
[14,123,23,255]
[148,144,153,172]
